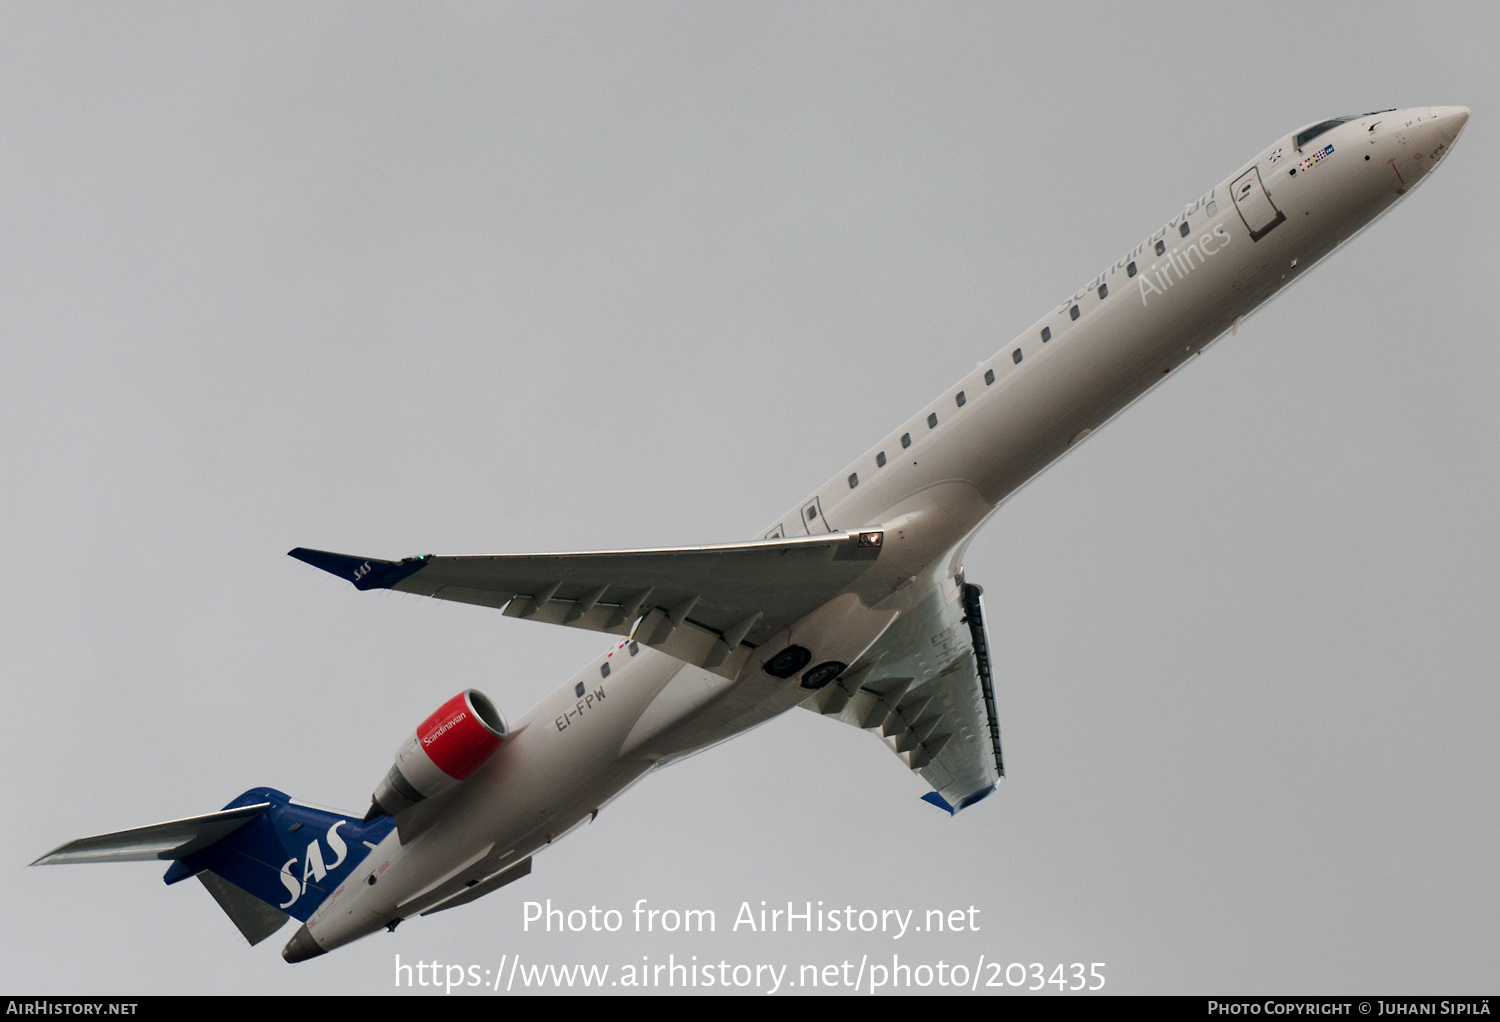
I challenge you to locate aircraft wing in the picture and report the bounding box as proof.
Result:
[290,531,884,678]
[802,581,1003,812]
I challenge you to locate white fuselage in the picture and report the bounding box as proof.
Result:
[300,106,1469,955]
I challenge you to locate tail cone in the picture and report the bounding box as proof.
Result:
[282,924,326,964]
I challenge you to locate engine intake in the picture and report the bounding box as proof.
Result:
[368,690,508,820]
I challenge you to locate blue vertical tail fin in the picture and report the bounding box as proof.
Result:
[161,788,395,927]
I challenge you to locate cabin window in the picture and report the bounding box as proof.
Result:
[1097,283,1108,299]
[807,506,817,520]
[1180,221,1191,237]
[1206,200,1217,215]
[1012,348,1023,364]
[876,451,887,467]
[848,473,858,489]
[984,369,995,385]
[600,662,610,678]
[1041,326,1051,342]
[955,391,966,408]
[1127,261,1137,277]
[927,412,938,428]
[901,433,911,449]
[1155,239,1166,256]
[1069,305,1080,321]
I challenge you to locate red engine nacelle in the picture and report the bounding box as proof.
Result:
[368,689,508,819]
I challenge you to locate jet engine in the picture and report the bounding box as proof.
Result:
[367,689,508,819]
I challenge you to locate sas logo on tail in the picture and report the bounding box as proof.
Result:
[278,820,352,909]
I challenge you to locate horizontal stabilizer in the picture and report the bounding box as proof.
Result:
[30,803,270,865]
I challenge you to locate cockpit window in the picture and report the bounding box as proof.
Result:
[1296,115,1359,149]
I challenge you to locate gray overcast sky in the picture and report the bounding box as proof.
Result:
[4,2,1497,996]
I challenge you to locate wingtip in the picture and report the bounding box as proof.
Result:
[920,791,956,815]
[287,546,363,580]
[288,547,428,590]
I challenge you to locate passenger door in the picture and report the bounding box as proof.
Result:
[1230,166,1286,241]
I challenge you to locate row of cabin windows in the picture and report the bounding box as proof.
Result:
[852,214,1212,489]
[851,347,1003,487]
[851,300,1063,488]
[1122,224,1191,279]
[1045,220,1197,338]
[848,215,1202,491]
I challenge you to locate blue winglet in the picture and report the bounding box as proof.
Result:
[288,547,429,591]
[921,791,955,815]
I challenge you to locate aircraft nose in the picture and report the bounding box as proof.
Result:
[1430,106,1470,144]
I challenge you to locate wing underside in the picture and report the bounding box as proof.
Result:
[801,580,1003,811]
[289,535,1002,809]
[290,531,883,678]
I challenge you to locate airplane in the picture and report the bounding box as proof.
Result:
[32,105,1471,963]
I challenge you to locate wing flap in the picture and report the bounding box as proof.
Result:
[500,592,633,633]
[437,585,519,612]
